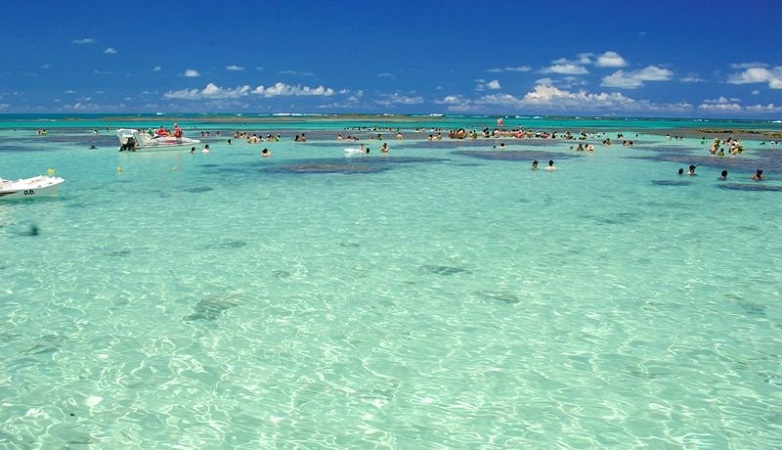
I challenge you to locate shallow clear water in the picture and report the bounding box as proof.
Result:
[1,118,781,449]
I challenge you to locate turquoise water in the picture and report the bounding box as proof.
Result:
[1,116,781,449]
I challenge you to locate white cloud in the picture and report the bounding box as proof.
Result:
[744,103,782,113]
[680,73,705,83]
[104,48,117,54]
[465,83,635,110]
[278,70,314,77]
[152,66,162,72]
[438,95,466,105]
[183,69,200,77]
[486,80,501,90]
[374,93,424,106]
[542,63,589,75]
[377,72,395,79]
[519,84,635,107]
[476,79,501,91]
[698,96,742,112]
[601,66,673,89]
[164,83,251,100]
[226,65,244,71]
[595,51,627,68]
[727,66,782,89]
[252,82,335,97]
[72,38,95,44]
[434,95,472,111]
[487,66,531,73]
[730,62,768,69]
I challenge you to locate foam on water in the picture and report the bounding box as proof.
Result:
[1,118,781,448]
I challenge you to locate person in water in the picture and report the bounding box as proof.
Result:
[720,170,728,180]
[531,160,539,170]
[687,164,697,176]
[751,169,764,180]
[546,160,556,171]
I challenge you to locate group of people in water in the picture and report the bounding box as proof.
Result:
[677,164,764,181]
[155,123,771,181]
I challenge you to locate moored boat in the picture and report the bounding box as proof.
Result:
[0,175,65,199]
[117,128,200,151]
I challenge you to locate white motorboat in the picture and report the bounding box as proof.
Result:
[117,128,200,151]
[0,175,65,199]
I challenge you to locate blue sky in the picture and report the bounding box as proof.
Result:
[1,0,780,118]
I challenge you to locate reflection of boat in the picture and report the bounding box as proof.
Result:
[0,175,64,199]
[117,128,200,151]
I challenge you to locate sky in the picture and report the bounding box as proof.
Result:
[1,0,781,118]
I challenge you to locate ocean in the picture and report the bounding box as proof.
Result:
[1,114,781,449]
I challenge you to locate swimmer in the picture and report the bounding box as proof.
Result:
[202,144,210,154]
[687,164,697,176]
[751,169,764,181]
[719,170,728,180]
[678,168,684,175]
[545,160,556,171]
[380,142,389,154]
[531,160,539,170]
[261,148,271,157]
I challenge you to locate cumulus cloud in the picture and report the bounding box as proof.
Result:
[278,70,315,77]
[252,82,335,97]
[183,69,201,77]
[104,48,117,54]
[487,66,531,73]
[459,83,635,111]
[542,63,589,75]
[727,66,782,89]
[476,79,501,91]
[72,38,95,44]
[164,83,251,100]
[595,51,627,68]
[680,73,706,83]
[225,65,244,71]
[601,66,673,88]
[518,83,635,107]
[374,93,424,106]
[745,103,782,113]
[437,95,467,105]
[730,62,768,69]
[698,96,742,112]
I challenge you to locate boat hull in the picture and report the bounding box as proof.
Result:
[0,176,64,199]
[118,128,200,151]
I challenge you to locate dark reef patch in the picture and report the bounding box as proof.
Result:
[421,264,472,276]
[717,183,782,192]
[183,186,214,193]
[651,179,692,186]
[452,149,581,162]
[263,156,444,175]
[184,297,240,322]
[475,291,521,305]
